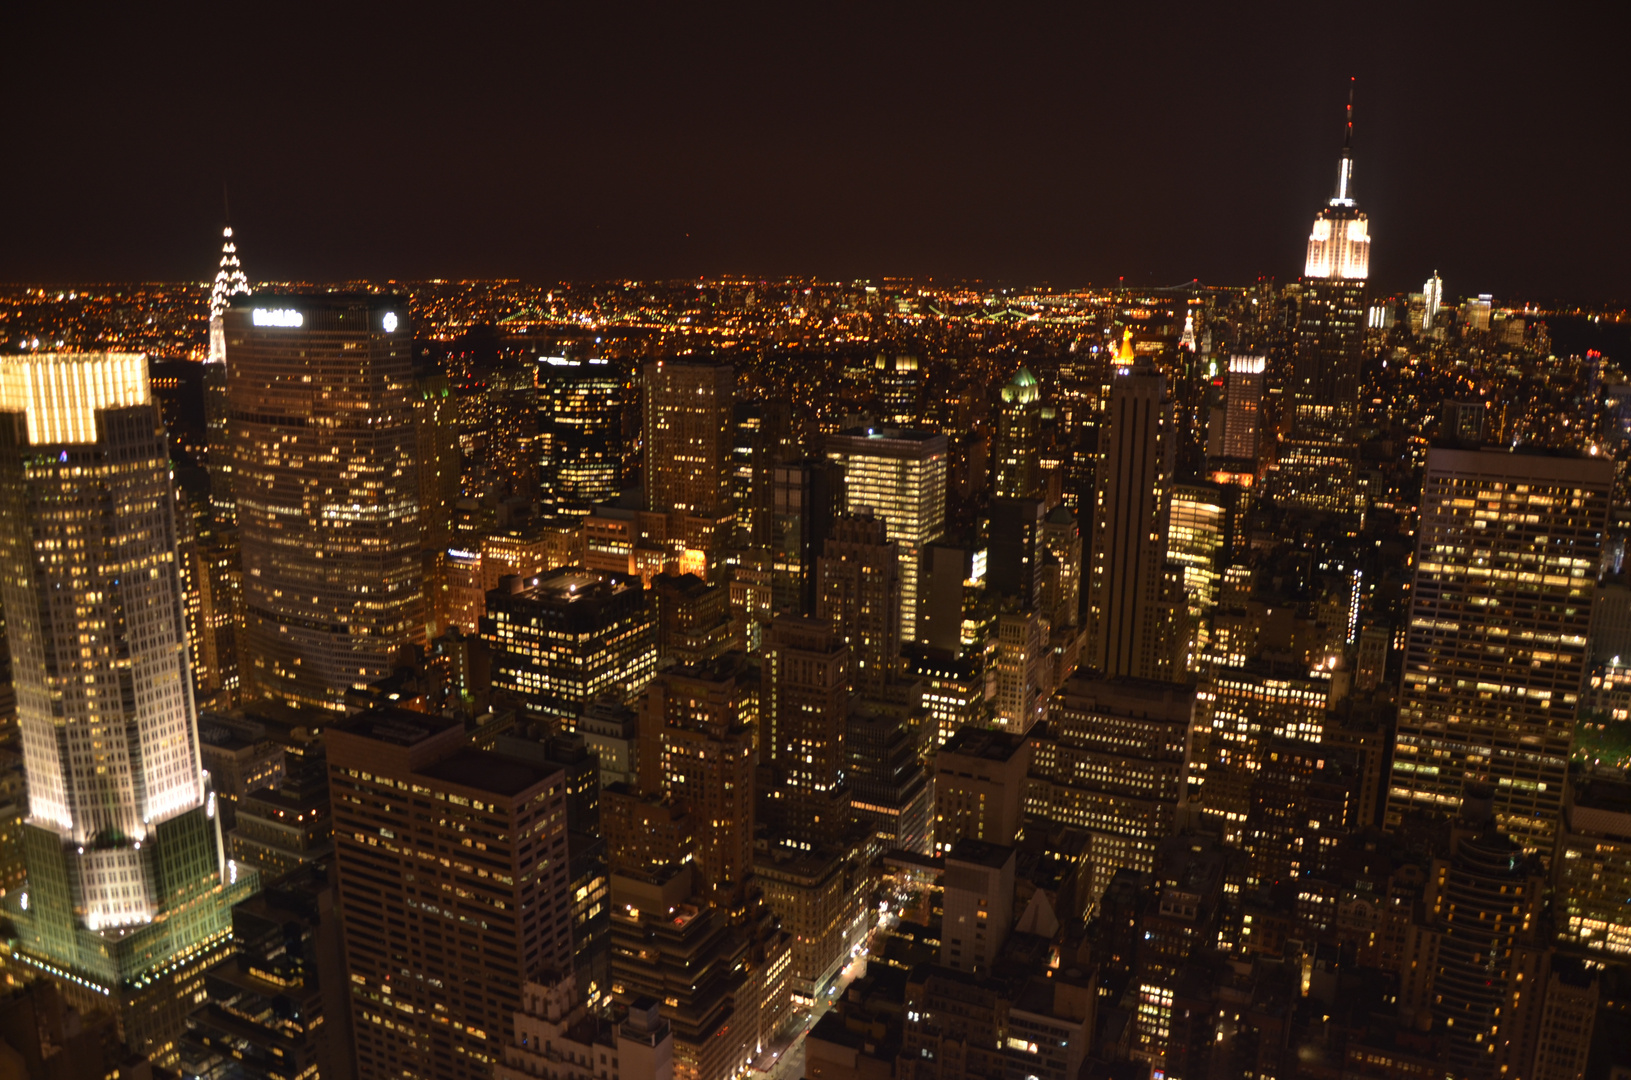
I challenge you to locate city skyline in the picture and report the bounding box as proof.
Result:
[1,12,1630,1080]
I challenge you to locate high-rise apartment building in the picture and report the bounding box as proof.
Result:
[816,511,902,690]
[1086,341,1179,681]
[225,293,424,711]
[0,352,256,1065]
[643,361,733,517]
[1388,449,1613,853]
[825,427,948,643]
[328,708,574,1080]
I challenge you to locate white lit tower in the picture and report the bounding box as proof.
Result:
[205,222,249,522]
[0,353,257,1065]
[1279,81,1371,515]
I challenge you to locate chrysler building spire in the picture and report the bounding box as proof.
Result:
[207,204,250,363]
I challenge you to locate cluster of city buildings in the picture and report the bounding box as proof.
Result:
[0,103,1627,1080]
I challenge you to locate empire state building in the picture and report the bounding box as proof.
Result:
[1278,84,1371,516]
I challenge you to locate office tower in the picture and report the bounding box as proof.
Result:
[652,572,734,667]
[874,351,922,425]
[761,616,850,843]
[196,717,284,831]
[1464,293,1494,332]
[1208,354,1264,468]
[932,727,1029,852]
[1025,676,1193,904]
[494,729,610,1002]
[1086,339,1179,680]
[769,459,843,616]
[636,659,757,910]
[538,356,627,517]
[1037,505,1083,631]
[912,651,988,749]
[206,226,250,523]
[183,865,357,1080]
[1190,660,1330,839]
[992,367,1040,500]
[577,698,640,789]
[328,708,574,1080]
[825,427,948,643]
[1387,449,1613,853]
[414,371,461,636]
[484,568,656,728]
[1554,772,1631,956]
[607,866,763,1080]
[225,293,424,711]
[1422,271,1444,330]
[846,696,932,855]
[1167,482,1227,667]
[987,497,1046,608]
[992,608,1049,733]
[1281,91,1371,515]
[228,763,334,882]
[643,361,733,518]
[939,839,1015,972]
[0,352,256,1065]
[816,511,902,690]
[1240,740,1357,887]
[496,975,673,1080]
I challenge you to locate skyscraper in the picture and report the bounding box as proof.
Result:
[1422,270,1444,331]
[816,511,902,691]
[1387,449,1613,854]
[1280,86,1371,515]
[992,367,1040,500]
[761,616,850,843]
[0,352,255,1065]
[1086,336,1179,681]
[643,361,733,518]
[225,293,424,711]
[538,356,627,517]
[825,427,948,643]
[327,708,574,1080]
[205,225,249,523]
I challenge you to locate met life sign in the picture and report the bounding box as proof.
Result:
[251,308,304,328]
[251,309,400,331]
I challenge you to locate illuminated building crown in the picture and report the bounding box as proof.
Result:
[1303,80,1371,281]
[208,224,251,363]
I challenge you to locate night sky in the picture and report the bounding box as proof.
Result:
[4,3,1629,299]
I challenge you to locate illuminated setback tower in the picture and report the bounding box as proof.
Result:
[226,294,424,711]
[205,226,250,522]
[0,353,255,1064]
[1281,84,1371,514]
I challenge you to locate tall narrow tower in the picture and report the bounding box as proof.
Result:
[0,352,256,1065]
[1280,82,1372,515]
[1086,332,1179,681]
[205,223,249,523]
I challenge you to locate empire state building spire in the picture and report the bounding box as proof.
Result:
[207,209,250,363]
[1303,80,1370,281]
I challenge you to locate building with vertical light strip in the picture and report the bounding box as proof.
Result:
[824,427,947,643]
[225,293,424,711]
[1387,448,1613,854]
[0,352,256,1066]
